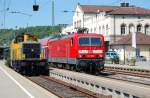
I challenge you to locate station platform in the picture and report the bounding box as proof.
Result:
[105,61,150,70]
[0,60,58,98]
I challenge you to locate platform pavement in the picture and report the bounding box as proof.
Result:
[105,61,150,70]
[0,60,58,98]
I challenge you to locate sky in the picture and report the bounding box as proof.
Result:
[0,0,150,29]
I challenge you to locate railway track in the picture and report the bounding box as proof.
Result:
[26,66,150,98]
[50,66,150,86]
[27,76,111,98]
[104,66,150,78]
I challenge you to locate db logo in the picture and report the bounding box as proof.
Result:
[88,50,93,53]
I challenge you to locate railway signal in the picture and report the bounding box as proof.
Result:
[33,5,39,11]
[33,0,39,11]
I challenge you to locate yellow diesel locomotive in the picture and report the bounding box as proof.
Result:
[10,33,49,75]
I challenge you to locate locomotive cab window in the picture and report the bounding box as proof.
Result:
[79,38,89,46]
[79,37,102,46]
[91,38,101,46]
[14,36,24,43]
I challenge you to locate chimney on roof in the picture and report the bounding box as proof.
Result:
[120,2,129,7]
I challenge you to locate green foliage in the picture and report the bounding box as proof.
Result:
[0,25,63,45]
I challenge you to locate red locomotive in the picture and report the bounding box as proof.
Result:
[45,29,105,74]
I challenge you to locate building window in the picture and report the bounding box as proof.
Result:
[137,24,142,32]
[99,26,101,33]
[77,12,79,16]
[122,16,125,19]
[138,16,141,19]
[94,27,96,32]
[129,24,135,34]
[79,20,81,27]
[121,24,126,35]
[102,25,105,35]
[91,29,92,33]
[74,22,76,28]
[106,24,109,35]
[136,48,140,57]
[75,20,81,28]
[145,24,150,34]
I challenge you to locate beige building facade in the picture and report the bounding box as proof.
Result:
[62,3,150,42]
[62,3,150,62]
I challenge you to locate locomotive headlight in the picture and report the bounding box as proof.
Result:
[93,50,103,53]
[22,54,25,59]
[78,50,88,54]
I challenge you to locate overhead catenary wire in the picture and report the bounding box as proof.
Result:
[0,0,11,29]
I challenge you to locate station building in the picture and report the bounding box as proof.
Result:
[62,3,150,62]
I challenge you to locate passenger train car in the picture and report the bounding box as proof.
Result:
[43,30,105,74]
[10,33,49,75]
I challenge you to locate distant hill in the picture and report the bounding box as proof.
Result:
[0,25,64,46]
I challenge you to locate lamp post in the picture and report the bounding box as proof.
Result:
[131,19,144,63]
[14,26,18,38]
[52,0,55,26]
[94,10,101,33]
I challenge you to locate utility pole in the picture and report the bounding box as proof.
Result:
[3,0,6,29]
[52,0,55,26]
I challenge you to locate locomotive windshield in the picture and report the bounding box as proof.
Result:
[79,37,102,46]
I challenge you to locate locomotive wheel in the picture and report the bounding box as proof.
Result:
[70,65,74,71]
[75,65,80,72]
[65,64,70,70]
[58,64,63,69]
[51,63,56,68]
[16,61,22,73]
[14,61,19,72]
[89,65,92,73]
[62,64,65,69]
[21,66,26,75]
[32,66,39,76]
[21,66,32,76]
[89,64,96,75]
[42,67,49,76]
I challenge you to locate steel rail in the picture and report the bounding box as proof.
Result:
[27,76,110,98]
[104,66,150,78]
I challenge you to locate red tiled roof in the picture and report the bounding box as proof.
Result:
[111,32,150,45]
[80,5,117,12]
[80,5,150,15]
[108,7,150,15]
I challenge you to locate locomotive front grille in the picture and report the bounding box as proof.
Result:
[22,43,41,59]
